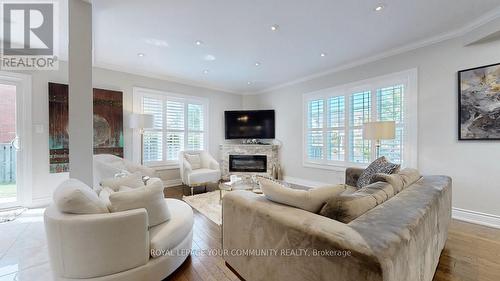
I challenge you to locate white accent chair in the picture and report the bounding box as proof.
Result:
[44,183,194,281]
[93,154,156,188]
[179,150,221,195]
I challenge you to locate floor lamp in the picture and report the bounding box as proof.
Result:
[128,113,154,165]
[362,121,396,158]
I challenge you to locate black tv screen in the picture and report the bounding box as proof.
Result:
[225,110,275,139]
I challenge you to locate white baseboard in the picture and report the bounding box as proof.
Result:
[283,176,329,188]
[452,207,500,229]
[164,179,182,187]
[29,197,52,208]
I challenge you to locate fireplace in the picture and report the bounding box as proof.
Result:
[229,155,267,173]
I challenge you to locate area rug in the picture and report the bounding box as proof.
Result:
[0,207,27,223]
[183,191,222,225]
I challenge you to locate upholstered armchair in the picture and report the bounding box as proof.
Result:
[44,180,194,281]
[179,150,221,195]
[93,154,157,188]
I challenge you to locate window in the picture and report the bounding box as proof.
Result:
[303,70,417,169]
[134,88,208,166]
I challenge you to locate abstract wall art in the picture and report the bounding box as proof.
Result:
[48,82,124,173]
[458,63,500,140]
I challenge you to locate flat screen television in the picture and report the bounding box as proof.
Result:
[225,110,275,139]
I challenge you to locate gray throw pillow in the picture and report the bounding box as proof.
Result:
[356,156,400,188]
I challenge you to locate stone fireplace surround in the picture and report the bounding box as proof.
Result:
[219,143,279,179]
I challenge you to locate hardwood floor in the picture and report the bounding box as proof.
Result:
[164,185,500,281]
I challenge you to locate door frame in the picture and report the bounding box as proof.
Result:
[0,71,32,208]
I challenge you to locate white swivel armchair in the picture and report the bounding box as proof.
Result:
[44,180,194,281]
[179,150,221,195]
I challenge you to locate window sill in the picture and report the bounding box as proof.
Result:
[145,163,179,170]
[303,161,367,172]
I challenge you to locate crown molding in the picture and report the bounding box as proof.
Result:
[247,6,500,95]
[92,61,239,95]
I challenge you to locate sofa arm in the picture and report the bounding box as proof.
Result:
[345,167,364,186]
[44,206,149,279]
[222,191,382,281]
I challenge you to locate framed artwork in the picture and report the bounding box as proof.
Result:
[48,82,124,173]
[458,63,500,140]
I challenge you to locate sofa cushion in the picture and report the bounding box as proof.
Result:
[372,168,422,193]
[53,179,109,214]
[100,173,144,191]
[258,177,348,213]
[108,179,171,227]
[149,199,194,258]
[185,153,202,170]
[319,181,395,223]
[357,156,400,188]
[188,168,221,184]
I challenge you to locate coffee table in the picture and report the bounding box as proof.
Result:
[218,177,262,201]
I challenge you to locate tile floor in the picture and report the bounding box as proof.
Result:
[0,209,53,281]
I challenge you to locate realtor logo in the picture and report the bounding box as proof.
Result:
[1,2,58,70]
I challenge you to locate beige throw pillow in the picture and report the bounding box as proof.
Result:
[100,173,144,191]
[108,178,170,227]
[185,154,202,170]
[54,179,109,214]
[258,177,347,213]
[319,181,395,223]
[372,168,422,193]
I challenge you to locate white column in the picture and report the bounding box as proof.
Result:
[68,0,93,186]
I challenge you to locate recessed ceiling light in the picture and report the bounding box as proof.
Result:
[195,40,203,46]
[204,54,216,61]
[247,82,252,85]
[374,4,385,11]
[137,53,145,57]
[255,62,261,67]
[320,53,327,57]
[203,69,209,74]
[270,24,279,31]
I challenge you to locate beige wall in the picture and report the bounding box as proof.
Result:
[21,62,242,205]
[243,36,500,217]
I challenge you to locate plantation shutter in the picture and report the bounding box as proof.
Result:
[376,84,404,164]
[142,97,163,162]
[166,100,185,161]
[187,103,204,150]
[306,99,324,160]
[327,96,345,161]
[348,91,371,163]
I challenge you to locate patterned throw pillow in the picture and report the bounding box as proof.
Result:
[356,156,400,188]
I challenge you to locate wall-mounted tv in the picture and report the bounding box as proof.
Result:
[224,110,275,139]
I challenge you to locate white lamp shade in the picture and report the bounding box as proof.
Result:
[128,113,154,129]
[363,121,396,140]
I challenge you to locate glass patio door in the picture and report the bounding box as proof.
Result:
[0,83,19,207]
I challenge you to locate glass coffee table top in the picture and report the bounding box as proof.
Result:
[218,177,262,201]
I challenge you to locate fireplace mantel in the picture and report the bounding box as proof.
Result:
[219,143,279,179]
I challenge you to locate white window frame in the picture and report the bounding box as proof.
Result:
[302,69,418,171]
[133,87,209,168]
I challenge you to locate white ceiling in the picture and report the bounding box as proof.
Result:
[87,0,500,93]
